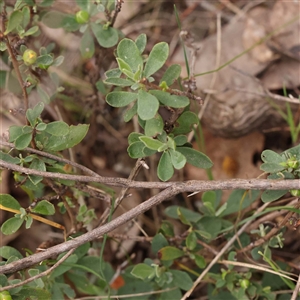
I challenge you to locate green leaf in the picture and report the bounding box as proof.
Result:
[170,270,193,291]
[45,121,69,136]
[160,64,181,86]
[116,57,133,74]
[219,190,260,217]
[0,194,21,210]
[176,147,213,169]
[127,141,145,158]
[197,216,222,239]
[36,122,47,131]
[151,233,169,253]
[31,200,55,215]
[22,6,30,28]
[42,11,66,28]
[157,151,174,181]
[15,132,32,150]
[105,68,121,78]
[128,132,143,144]
[158,246,184,260]
[164,205,202,223]
[24,25,39,36]
[123,102,137,122]
[80,28,95,59]
[46,124,89,151]
[0,152,20,164]
[261,190,287,203]
[50,254,78,279]
[26,102,44,126]
[150,90,189,108]
[5,11,23,34]
[91,23,118,48]
[144,42,169,78]
[52,55,64,67]
[29,158,46,185]
[186,231,197,250]
[139,136,163,150]
[145,115,164,137]
[9,125,23,142]
[174,135,188,146]
[137,89,159,120]
[117,38,143,72]
[172,111,199,135]
[260,163,285,173]
[169,149,186,170]
[1,217,24,235]
[104,77,134,87]
[194,254,206,268]
[106,91,137,107]
[131,263,154,280]
[36,54,54,69]
[0,246,23,259]
[261,150,285,163]
[135,33,147,54]
[61,14,80,32]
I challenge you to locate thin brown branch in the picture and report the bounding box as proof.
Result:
[1,158,300,190]
[0,248,75,292]
[0,185,181,274]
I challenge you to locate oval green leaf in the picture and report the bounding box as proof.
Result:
[169,149,186,170]
[135,33,147,54]
[131,263,154,280]
[91,23,118,48]
[117,38,143,72]
[104,77,134,87]
[0,194,21,210]
[15,132,32,150]
[137,89,159,120]
[158,246,184,260]
[139,136,163,150]
[1,217,24,235]
[172,111,199,135]
[106,91,137,107]
[160,64,181,86]
[144,42,169,78]
[5,11,23,34]
[127,141,145,158]
[31,200,55,215]
[80,28,95,59]
[45,121,69,136]
[145,115,164,137]
[176,147,213,169]
[157,151,174,181]
[150,90,189,108]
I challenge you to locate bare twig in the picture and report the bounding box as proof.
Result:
[1,158,299,190]
[0,248,75,292]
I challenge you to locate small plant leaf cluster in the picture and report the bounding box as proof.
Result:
[260,144,300,202]
[8,102,89,152]
[104,34,213,180]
